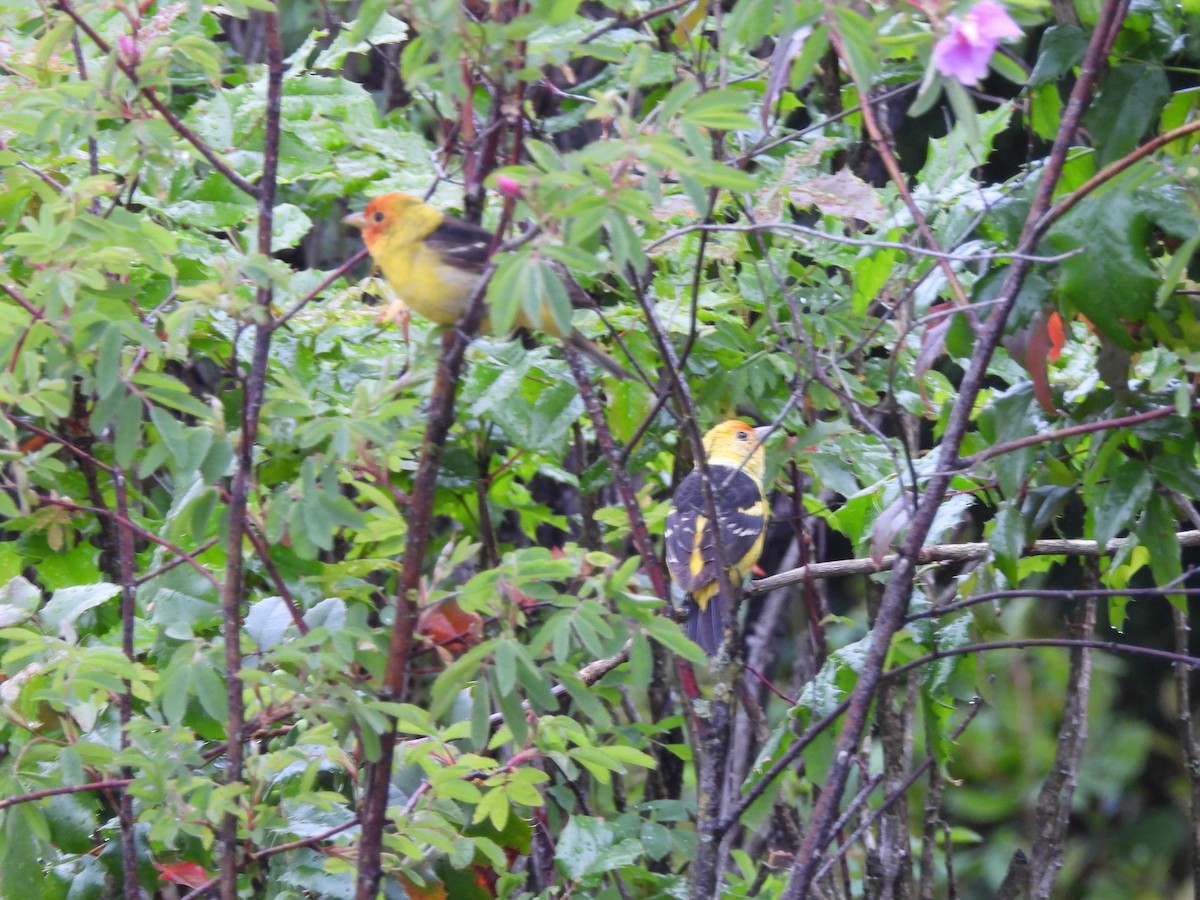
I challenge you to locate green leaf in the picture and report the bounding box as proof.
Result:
[989,502,1023,585]
[1091,458,1155,547]
[1029,25,1086,86]
[0,577,40,627]
[1,805,43,896]
[1084,63,1170,166]
[1135,493,1183,608]
[642,615,708,663]
[556,816,644,881]
[679,90,756,130]
[1045,189,1156,351]
[39,583,121,641]
[244,596,293,649]
[112,392,143,470]
[494,638,518,696]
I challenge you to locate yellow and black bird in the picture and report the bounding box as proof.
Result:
[343,193,628,379]
[665,420,770,654]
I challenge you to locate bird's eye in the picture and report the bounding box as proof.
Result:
[372,211,385,223]
[737,430,748,440]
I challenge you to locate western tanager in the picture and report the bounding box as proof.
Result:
[665,420,770,655]
[343,193,628,379]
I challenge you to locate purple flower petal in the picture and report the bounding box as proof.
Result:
[932,1,1021,86]
[966,0,1023,42]
[932,27,995,85]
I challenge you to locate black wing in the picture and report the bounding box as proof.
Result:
[424,214,491,274]
[665,466,765,594]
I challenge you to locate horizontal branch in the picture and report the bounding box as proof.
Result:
[642,221,1082,264]
[0,777,132,811]
[958,404,1185,469]
[748,530,1200,594]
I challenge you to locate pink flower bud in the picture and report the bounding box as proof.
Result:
[117,35,141,67]
[495,175,523,199]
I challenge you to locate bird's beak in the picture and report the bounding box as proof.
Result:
[754,425,773,443]
[342,212,368,231]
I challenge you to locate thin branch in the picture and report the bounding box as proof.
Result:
[749,530,1200,594]
[1171,493,1200,896]
[36,496,220,589]
[134,537,222,585]
[1037,119,1200,233]
[563,348,670,599]
[781,3,1131,891]
[112,467,140,898]
[0,282,48,321]
[4,414,113,473]
[642,220,1083,262]
[245,525,309,635]
[272,248,370,331]
[579,0,693,44]
[1029,592,1095,897]
[830,24,973,318]
[814,698,984,883]
[0,778,134,811]
[354,264,495,900]
[959,404,1187,469]
[725,632,1200,842]
[55,0,258,198]
[218,13,282,899]
[180,818,360,900]
[906,579,1200,621]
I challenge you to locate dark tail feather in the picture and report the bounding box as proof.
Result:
[564,331,631,380]
[686,593,727,655]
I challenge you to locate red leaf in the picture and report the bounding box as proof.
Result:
[417,598,484,657]
[155,861,209,888]
[1046,310,1066,362]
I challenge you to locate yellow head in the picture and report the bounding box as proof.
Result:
[342,193,443,255]
[701,419,770,483]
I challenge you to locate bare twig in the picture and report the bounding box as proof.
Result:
[218,13,282,899]
[36,496,220,589]
[781,6,1131,890]
[180,818,360,900]
[0,778,134,811]
[959,404,1188,469]
[55,0,258,198]
[749,530,1200,594]
[579,0,693,44]
[112,467,140,899]
[272,248,370,331]
[354,264,494,900]
[1029,593,1095,898]
[1171,493,1200,895]
[1037,119,1200,233]
[830,24,974,319]
[642,220,1083,262]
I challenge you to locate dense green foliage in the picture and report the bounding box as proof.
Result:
[1,0,1199,897]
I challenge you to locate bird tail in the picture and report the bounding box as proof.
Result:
[564,330,631,381]
[686,589,727,655]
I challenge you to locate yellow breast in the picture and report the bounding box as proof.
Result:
[374,242,479,325]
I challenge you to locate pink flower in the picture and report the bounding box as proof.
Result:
[932,0,1022,86]
[117,35,142,67]
[494,174,523,199]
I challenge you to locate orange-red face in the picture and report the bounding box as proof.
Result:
[343,193,420,249]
